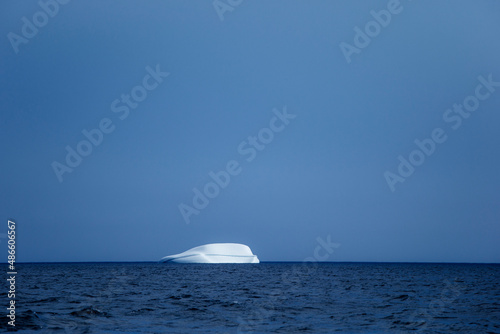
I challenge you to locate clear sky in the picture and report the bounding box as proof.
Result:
[1,0,499,263]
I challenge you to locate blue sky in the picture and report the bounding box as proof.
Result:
[1,0,499,262]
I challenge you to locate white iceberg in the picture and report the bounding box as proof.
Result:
[160,243,259,264]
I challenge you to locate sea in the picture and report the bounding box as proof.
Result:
[2,262,499,333]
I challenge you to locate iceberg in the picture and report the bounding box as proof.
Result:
[160,243,259,264]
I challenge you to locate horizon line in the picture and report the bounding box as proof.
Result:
[4,260,500,265]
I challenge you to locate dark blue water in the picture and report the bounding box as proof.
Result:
[3,262,499,333]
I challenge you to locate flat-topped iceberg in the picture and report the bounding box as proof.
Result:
[160,243,259,264]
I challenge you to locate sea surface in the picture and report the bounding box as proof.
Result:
[2,262,499,333]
